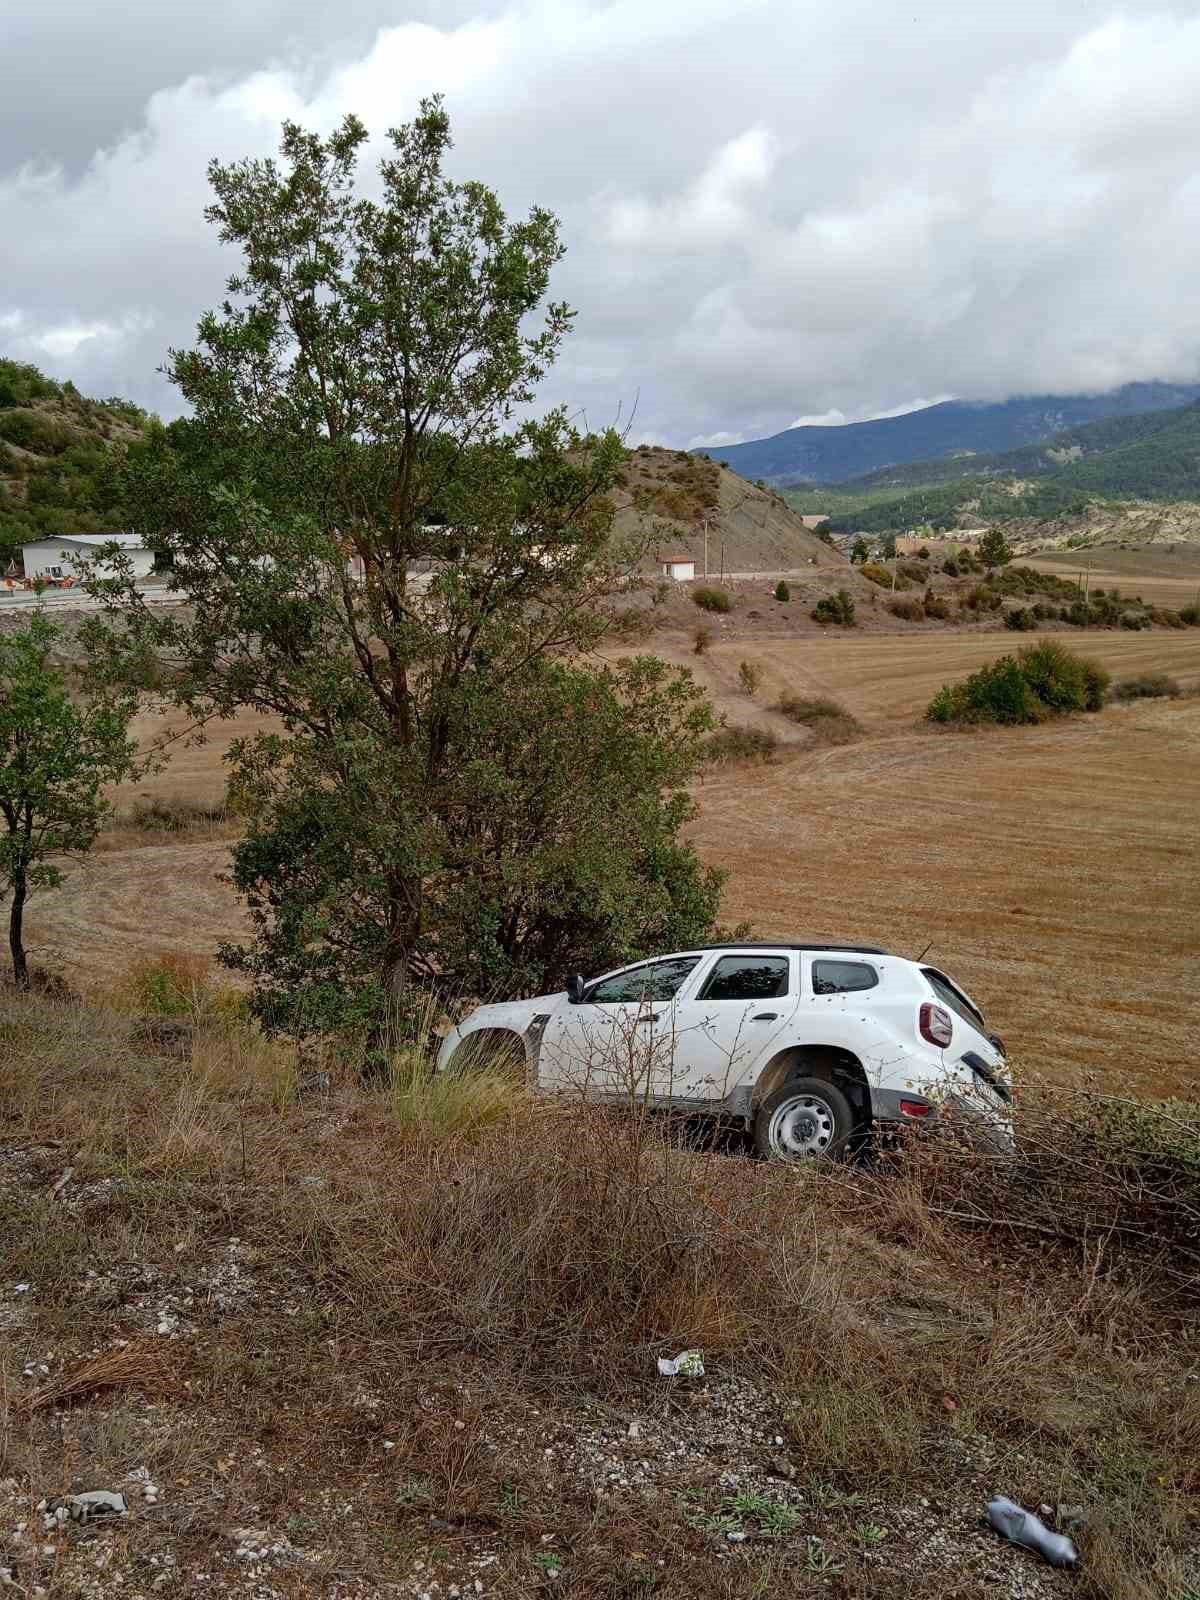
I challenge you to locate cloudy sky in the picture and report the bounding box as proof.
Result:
[2,0,1199,447]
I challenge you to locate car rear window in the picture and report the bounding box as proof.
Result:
[697,954,790,1001]
[922,968,986,1033]
[811,959,878,995]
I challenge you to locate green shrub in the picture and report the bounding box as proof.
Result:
[1180,606,1199,625]
[1004,606,1036,631]
[776,693,862,745]
[962,585,1003,613]
[812,589,856,626]
[692,585,731,613]
[1018,639,1109,712]
[897,562,927,582]
[704,726,778,764]
[774,579,790,602]
[942,558,959,577]
[1120,611,1150,631]
[927,656,1042,725]
[888,597,924,621]
[0,409,79,456]
[1110,673,1181,701]
[927,641,1109,725]
[860,562,892,587]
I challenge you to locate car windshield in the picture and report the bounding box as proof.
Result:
[922,967,986,1034]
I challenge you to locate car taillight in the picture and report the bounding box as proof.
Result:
[919,1002,953,1048]
[899,1099,932,1118]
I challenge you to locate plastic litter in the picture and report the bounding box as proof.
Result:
[986,1496,1079,1568]
[42,1491,127,1528]
[656,1349,704,1378]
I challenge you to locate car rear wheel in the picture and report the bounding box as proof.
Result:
[754,1077,855,1162]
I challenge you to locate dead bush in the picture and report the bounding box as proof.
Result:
[887,597,925,622]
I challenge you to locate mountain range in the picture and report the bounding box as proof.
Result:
[815,399,1200,533]
[702,383,1200,486]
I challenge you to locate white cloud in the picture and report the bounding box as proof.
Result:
[1,0,1198,443]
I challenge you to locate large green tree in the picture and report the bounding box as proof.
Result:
[0,613,139,987]
[92,101,723,1036]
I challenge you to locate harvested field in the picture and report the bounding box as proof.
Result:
[690,695,1200,1099]
[20,635,1200,1099]
[702,629,1200,729]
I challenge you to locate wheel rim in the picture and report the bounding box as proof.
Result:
[767,1092,838,1159]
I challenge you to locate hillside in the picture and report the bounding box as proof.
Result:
[614,445,849,574]
[703,382,1200,486]
[812,404,1200,535]
[0,358,149,554]
[834,403,1200,494]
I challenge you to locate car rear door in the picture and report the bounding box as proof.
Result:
[651,950,799,1102]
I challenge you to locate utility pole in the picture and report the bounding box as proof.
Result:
[703,519,709,579]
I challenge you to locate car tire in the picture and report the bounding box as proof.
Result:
[754,1077,856,1162]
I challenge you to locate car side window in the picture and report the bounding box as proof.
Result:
[588,956,700,1005]
[811,959,878,995]
[697,954,790,1001]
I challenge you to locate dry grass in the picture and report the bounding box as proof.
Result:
[26,1338,186,1414]
[1,986,1198,1598]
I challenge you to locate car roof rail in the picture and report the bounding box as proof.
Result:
[691,942,889,955]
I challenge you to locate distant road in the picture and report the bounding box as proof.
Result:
[0,584,187,614]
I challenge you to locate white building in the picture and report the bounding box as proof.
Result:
[659,555,697,582]
[20,533,154,583]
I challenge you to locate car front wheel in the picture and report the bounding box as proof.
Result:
[754,1077,855,1162]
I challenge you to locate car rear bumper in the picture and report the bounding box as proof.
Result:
[871,1083,1015,1153]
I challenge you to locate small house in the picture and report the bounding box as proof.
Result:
[659,555,696,582]
[20,532,154,583]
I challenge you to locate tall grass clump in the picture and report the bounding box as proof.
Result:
[1110,673,1182,701]
[776,693,862,746]
[927,641,1109,725]
[703,725,778,765]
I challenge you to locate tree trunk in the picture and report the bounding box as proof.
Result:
[9,868,28,989]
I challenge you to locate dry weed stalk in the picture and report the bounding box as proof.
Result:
[26,1338,186,1414]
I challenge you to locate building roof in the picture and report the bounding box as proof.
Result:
[658,554,694,565]
[24,532,144,549]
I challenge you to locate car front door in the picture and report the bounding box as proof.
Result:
[651,951,798,1102]
[539,955,703,1099]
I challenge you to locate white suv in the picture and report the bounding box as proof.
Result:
[437,943,1014,1158]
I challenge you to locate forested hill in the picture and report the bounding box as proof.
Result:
[0,359,150,553]
[817,401,1200,534]
[704,382,1200,486]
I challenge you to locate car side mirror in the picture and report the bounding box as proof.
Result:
[566,974,587,1005]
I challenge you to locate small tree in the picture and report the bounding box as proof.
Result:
[738,659,762,696]
[978,528,1012,571]
[812,589,856,626]
[93,101,722,1040]
[774,579,790,602]
[0,613,138,986]
[879,533,897,560]
[850,537,870,564]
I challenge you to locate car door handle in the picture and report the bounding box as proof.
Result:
[752,1012,778,1022]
